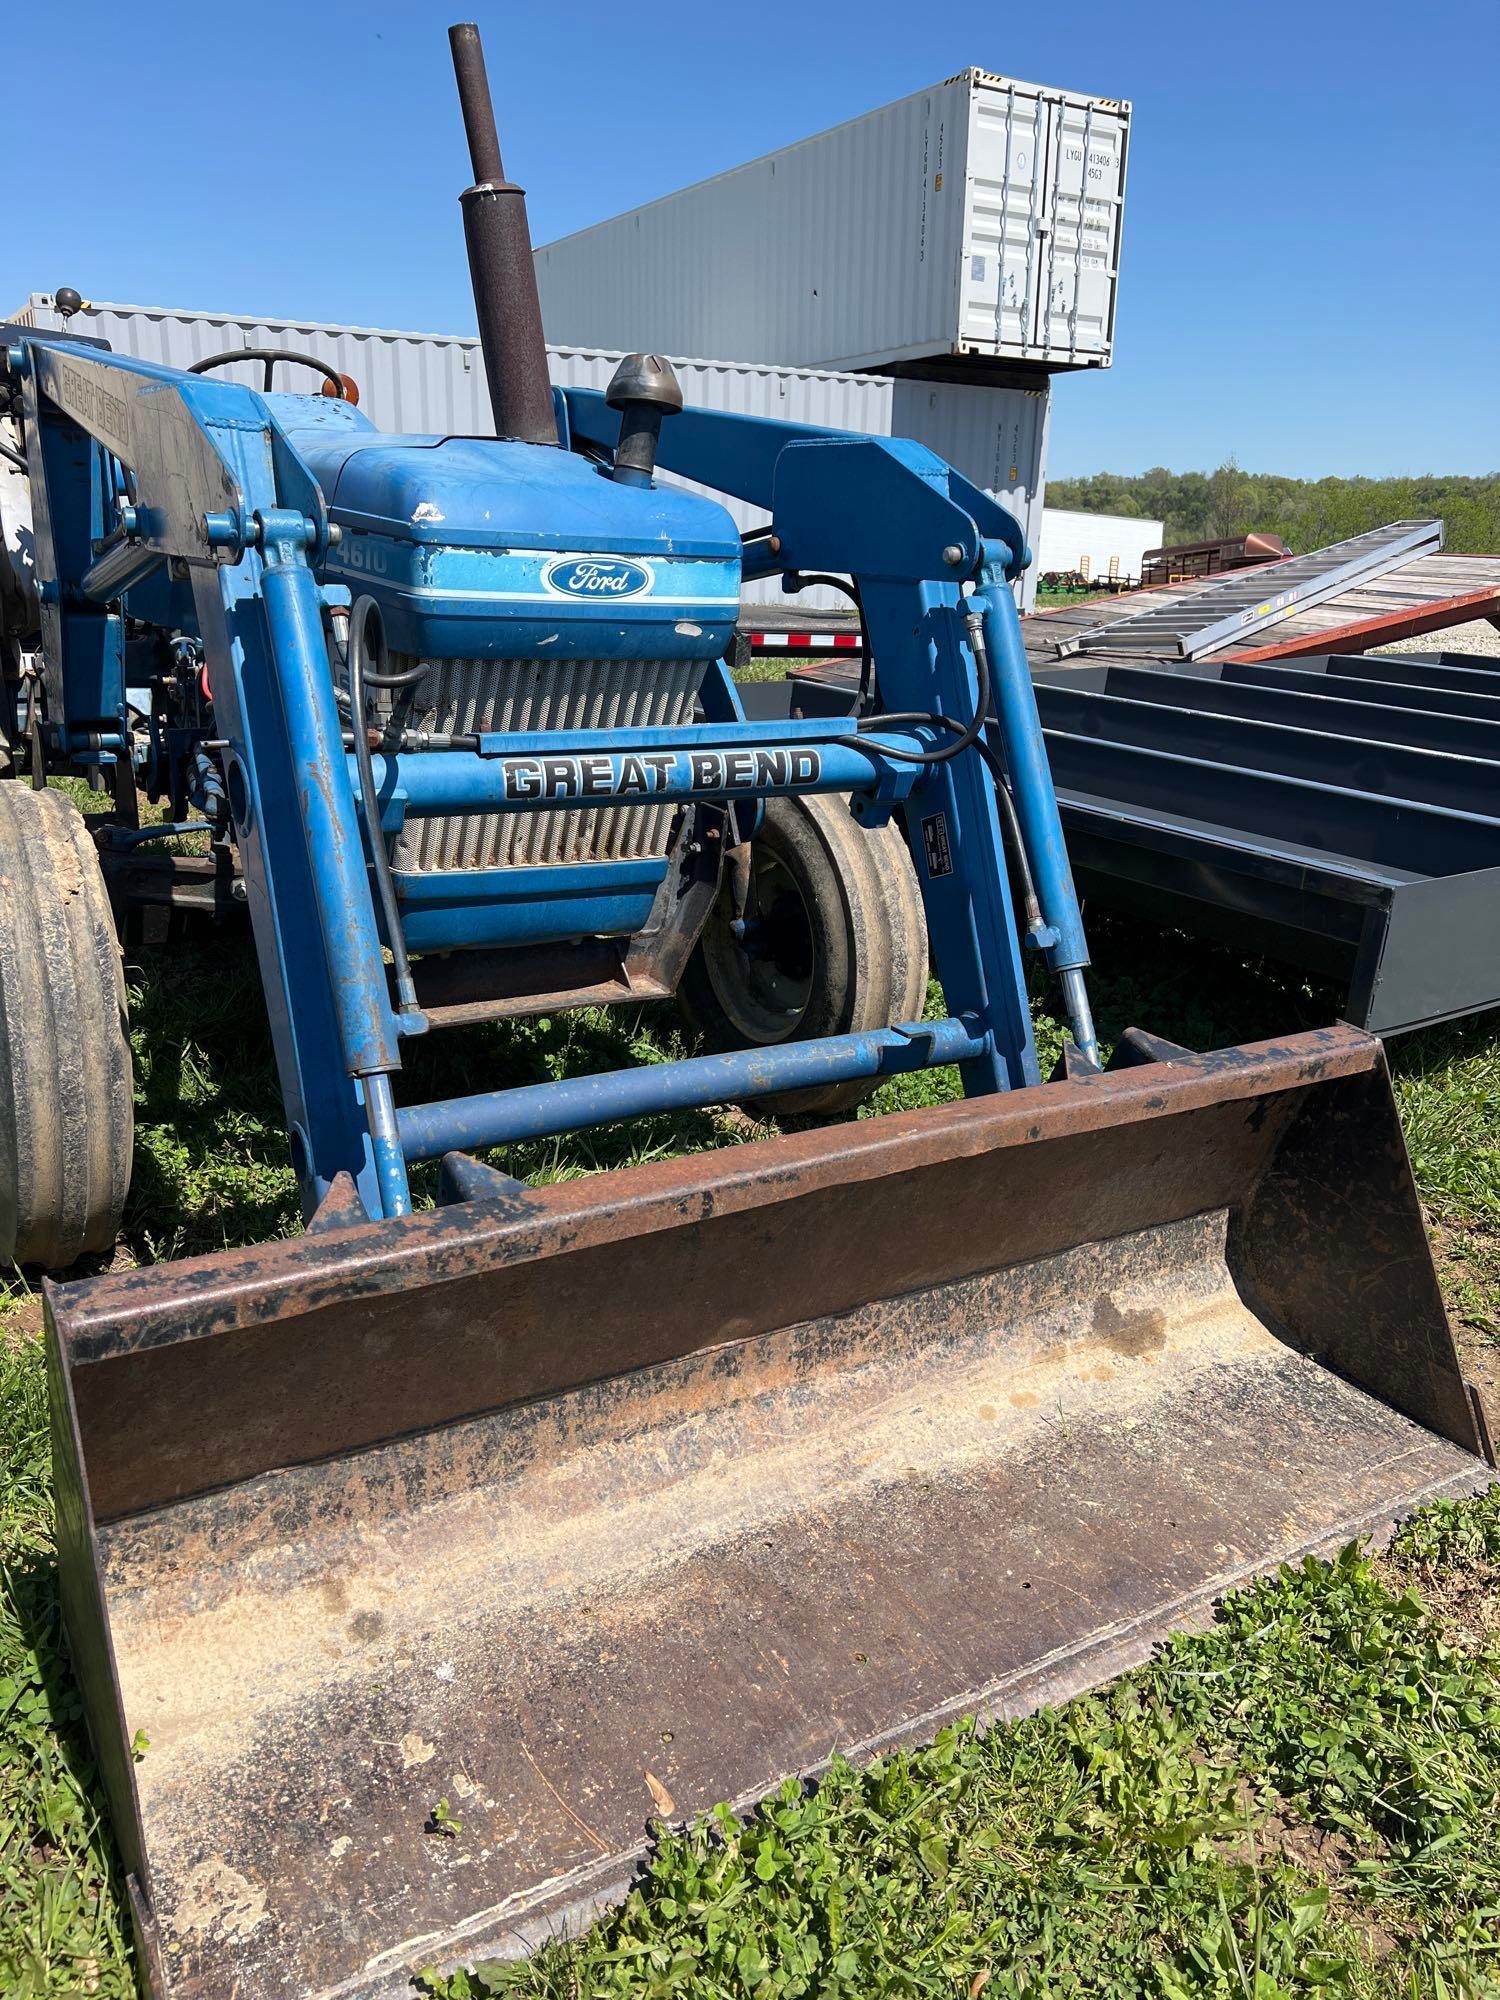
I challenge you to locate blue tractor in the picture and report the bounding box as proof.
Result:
[0,26,1488,1999]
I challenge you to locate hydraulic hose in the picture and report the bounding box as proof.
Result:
[784,571,874,713]
[332,689,476,755]
[978,739,1046,940]
[835,608,1046,934]
[841,605,990,767]
[356,641,429,693]
[347,595,421,1017]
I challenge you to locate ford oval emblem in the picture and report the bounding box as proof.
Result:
[543,556,652,600]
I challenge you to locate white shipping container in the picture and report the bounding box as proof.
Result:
[535,70,1129,375]
[1035,507,1162,584]
[11,295,1047,607]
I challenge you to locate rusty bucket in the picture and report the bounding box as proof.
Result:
[47,1023,1492,1999]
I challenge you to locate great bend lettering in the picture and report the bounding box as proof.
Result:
[47,358,131,462]
[502,748,823,802]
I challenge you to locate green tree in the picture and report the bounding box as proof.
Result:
[1203,458,1250,539]
[1045,467,1500,555]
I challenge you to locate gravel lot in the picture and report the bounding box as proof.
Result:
[1375,616,1500,658]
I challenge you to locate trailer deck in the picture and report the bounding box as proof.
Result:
[1031,552,1500,670]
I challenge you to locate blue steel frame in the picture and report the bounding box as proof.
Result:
[7,334,1093,1225]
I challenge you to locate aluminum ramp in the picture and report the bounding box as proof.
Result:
[1054,521,1446,660]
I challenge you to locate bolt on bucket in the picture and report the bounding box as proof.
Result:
[47,1024,1492,2000]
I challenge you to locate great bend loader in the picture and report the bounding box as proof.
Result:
[0,26,1492,2000]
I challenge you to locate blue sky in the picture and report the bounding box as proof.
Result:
[7,0,1496,478]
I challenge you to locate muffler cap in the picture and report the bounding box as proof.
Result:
[605,352,684,413]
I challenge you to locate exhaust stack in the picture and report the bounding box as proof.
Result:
[448,22,557,446]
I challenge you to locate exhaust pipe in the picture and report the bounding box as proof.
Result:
[448,22,557,446]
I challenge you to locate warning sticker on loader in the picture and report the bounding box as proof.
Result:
[921,813,953,878]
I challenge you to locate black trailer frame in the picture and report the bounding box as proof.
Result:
[788,649,1500,1038]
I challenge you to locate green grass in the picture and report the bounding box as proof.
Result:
[1033,586,1114,609]
[2,906,1498,1996]
[1392,1026,1500,1228]
[0,1342,136,1998]
[732,658,803,683]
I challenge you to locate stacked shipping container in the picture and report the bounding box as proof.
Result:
[527,65,1132,605]
[534,71,1129,376]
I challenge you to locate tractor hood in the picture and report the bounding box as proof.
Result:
[269,393,742,660]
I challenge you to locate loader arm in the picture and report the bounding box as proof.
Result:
[15,337,399,1204]
[561,382,1030,578]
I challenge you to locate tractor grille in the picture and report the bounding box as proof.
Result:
[386,655,705,873]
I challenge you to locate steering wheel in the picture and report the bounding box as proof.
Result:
[187,348,349,397]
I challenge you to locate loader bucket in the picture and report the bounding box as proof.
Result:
[47,1024,1491,2000]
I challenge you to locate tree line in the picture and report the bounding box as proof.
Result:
[1043,464,1500,556]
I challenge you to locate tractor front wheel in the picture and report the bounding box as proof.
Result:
[0,784,133,1270]
[680,792,928,1117]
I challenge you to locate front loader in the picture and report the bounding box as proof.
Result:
[1,26,1492,2000]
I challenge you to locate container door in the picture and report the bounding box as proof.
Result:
[1034,98,1127,362]
[960,84,1049,358]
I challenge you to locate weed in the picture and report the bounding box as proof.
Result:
[1391,1488,1500,1571]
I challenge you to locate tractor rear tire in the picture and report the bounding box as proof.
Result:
[680,793,928,1117]
[0,784,133,1270]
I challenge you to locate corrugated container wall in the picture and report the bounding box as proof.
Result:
[15,299,496,434]
[889,379,1049,558]
[13,296,1046,607]
[1036,508,1163,583]
[534,70,1129,376]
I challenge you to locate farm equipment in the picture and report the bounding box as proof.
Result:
[1,26,1492,2000]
